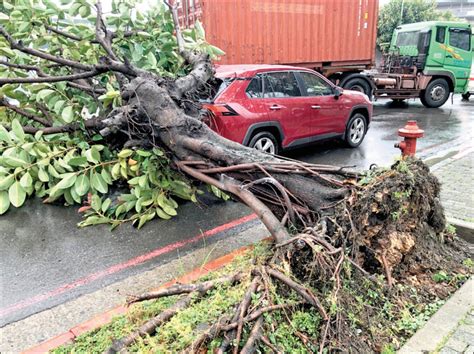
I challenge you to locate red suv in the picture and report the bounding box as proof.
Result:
[203,65,372,154]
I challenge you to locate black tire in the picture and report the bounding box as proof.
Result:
[462,92,471,101]
[344,113,367,148]
[248,131,279,155]
[343,78,372,98]
[420,78,450,108]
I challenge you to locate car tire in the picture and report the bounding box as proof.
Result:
[248,131,279,155]
[344,113,367,148]
[343,78,372,98]
[420,78,450,108]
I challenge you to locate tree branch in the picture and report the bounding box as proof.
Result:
[94,1,120,61]
[0,60,47,77]
[0,69,104,84]
[44,24,84,42]
[0,98,52,126]
[67,81,106,95]
[0,27,94,71]
[2,118,102,135]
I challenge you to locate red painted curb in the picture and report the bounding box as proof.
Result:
[2,213,257,319]
[23,243,255,353]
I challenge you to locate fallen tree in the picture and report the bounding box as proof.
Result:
[1,1,472,352]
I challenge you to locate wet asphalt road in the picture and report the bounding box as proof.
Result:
[1,97,473,327]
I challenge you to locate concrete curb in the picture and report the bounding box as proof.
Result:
[22,244,254,353]
[399,277,474,353]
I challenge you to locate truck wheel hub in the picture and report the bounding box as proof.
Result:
[430,85,446,101]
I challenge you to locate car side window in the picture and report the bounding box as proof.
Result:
[246,76,263,98]
[298,72,333,96]
[449,28,471,51]
[263,72,301,98]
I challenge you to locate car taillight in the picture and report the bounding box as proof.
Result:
[205,104,239,116]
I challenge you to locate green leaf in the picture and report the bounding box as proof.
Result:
[0,174,14,191]
[55,172,77,190]
[101,198,112,213]
[91,194,102,211]
[210,45,225,56]
[194,20,205,38]
[147,51,157,67]
[61,106,74,123]
[9,181,26,208]
[0,191,10,214]
[11,119,25,142]
[38,168,49,182]
[0,125,12,143]
[68,156,88,166]
[85,147,100,164]
[111,163,121,179]
[118,149,133,158]
[101,168,112,184]
[36,89,55,102]
[20,172,33,189]
[156,207,171,219]
[0,13,10,23]
[78,215,110,227]
[74,174,90,196]
[3,156,27,168]
[91,172,108,194]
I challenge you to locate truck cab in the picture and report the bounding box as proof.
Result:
[374,21,472,107]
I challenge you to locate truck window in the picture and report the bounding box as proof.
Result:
[449,28,471,51]
[436,27,446,43]
[396,31,420,46]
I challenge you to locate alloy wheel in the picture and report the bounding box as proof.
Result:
[349,117,365,145]
[253,137,276,154]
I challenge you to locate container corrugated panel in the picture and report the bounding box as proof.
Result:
[180,0,378,69]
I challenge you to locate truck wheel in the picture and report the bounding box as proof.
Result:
[344,113,367,148]
[343,78,372,98]
[248,131,279,155]
[462,92,471,101]
[420,78,450,108]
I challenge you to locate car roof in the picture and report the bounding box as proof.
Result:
[214,64,313,78]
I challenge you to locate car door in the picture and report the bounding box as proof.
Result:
[260,71,312,145]
[295,71,342,135]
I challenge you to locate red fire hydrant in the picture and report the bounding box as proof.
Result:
[394,120,424,157]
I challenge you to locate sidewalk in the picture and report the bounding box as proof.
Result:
[399,144,474,353]
[431,146,474,229]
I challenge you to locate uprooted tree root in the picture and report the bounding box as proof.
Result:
[95,159,471,353]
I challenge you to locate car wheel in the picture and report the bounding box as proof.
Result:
[248,131,278,154]
[343,78,372,98]
[345,113,367,148]
[420,78,450,108]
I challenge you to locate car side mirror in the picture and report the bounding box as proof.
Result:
[334,87,343,99]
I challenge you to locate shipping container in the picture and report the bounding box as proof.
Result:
[176,0,378,74]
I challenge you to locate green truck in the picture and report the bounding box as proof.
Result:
[361,21,473,108]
